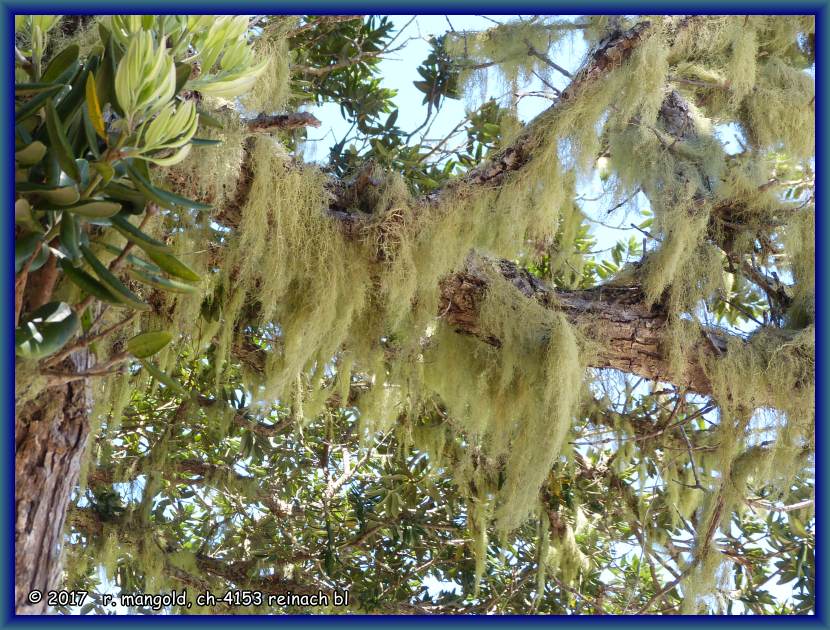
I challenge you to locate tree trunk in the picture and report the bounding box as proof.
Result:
[15,352,91,615]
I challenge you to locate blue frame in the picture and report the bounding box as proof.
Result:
[4,3,828,626]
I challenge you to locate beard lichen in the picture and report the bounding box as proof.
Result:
[421,269,585,532]
[445,18,569,109]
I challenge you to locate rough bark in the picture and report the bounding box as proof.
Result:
[246,111,322,132]
[15,351,92,614]
[439,257,726,396]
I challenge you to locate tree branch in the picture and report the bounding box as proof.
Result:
[438,256,725,397]
[246,112,322,132]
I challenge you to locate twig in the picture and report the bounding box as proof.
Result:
[42,351,131,386]
[525,40,572,79]
[719,296,765,327]
[635,565,692,614]
[745,498,814,514]
[630,222,660,241]
[44,313,136,367]
[676,425,705,491]
[530,69,561,96]
[283,15,363,38]
[604,187,641,215]
[294,40,408,77]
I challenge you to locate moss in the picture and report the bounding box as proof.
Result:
[446,19,568,108]
[742,59,814,158]
[784,207,815,326]
[534,507,550,605]
[61,18,814,605]
[14,360,47,409]
[419,270,584,532]
[239,36,292,114]
[167,115,248,208]
[469,495,492,598]
[545,515,588,585]
[707,325,814,422]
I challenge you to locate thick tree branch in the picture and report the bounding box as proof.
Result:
[438,256,727,397]
[219,20,658,226]
[246,111,322,132]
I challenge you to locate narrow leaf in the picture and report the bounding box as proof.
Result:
[127,331,173,358]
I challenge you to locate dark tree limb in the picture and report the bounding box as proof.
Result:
[246,111,322,132]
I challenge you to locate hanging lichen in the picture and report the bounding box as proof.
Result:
[239,35,293,115]
[419,268,584,532]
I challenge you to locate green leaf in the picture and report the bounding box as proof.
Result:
[127,267,200,294]
[95,34,120,113]
[59,259,122,305]
[17,182,80,206]
[45,98,80,182]
[111,214,169,253]
[81,106,101,160]
[385,109,399,129]
[15,141,47,166]
[15,233,44,273]
[98,242,161,272]
[59,213,82,260]
[139,358,185,393]
[127,331,173,358]
[15,121,34,146]
[62,200,122,218]
[15,301,79,360]
[15,85,70,123]
[41,44,80,85]
[56,58,98,123]
[15,82,65,96]
[126,162,211,211]
[101,180,147,214]
[91,161,115,186]
[175,63,192,95]
[74,158,90,190]
[145,249,201,282]
[80,244,151,311]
